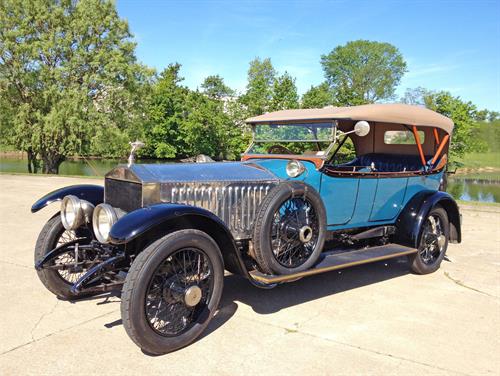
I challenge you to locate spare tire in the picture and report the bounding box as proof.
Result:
[252,181,326,275]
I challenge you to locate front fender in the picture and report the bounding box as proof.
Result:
[395,190,461,248]
[108,203,247,275]
[31,185,104,213]
[108,203,232,245]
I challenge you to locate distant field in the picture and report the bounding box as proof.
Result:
[457,152,500,169]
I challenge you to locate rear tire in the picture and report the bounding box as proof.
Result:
[121,229,224,355]
[409,206,449,274]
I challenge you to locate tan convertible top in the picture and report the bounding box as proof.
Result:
[246,103,454,134]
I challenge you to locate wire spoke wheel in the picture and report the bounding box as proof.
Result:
[145,248,214,337]
[271,197,319,268]
[35,215,97,299]
[419,214,446,265]
[53,228,92,284]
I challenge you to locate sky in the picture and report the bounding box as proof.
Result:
[116,0,500,111]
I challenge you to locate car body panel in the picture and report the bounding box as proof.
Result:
[319,176,359,225]
[395,189,461,248]
[369,177,408,221]
[31,184,104,213]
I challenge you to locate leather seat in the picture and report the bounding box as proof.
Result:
[340,153,432,172]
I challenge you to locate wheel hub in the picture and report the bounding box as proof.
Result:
[184,285,202,307]
[299,225,313,243]
[163,281,202,307]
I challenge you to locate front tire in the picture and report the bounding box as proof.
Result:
[34,215,92,299]
[409,206,449,274]
[121,230,224,355]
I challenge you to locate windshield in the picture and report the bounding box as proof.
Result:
[253,122,334,142]
[248,122,335,156]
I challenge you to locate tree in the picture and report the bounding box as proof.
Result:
[475,109,500,122]
[201,75,234,100]
[321,40,407,106]
[270,72,299,111]
[301,82,332,109]
[143,65,249,161]
[423,91,482,158]
[143,64,189,159]
[0,0,151,173]
[400,87,428,106]
[240,57,276,116]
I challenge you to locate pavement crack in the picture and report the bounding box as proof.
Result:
[239,316,473,376]
[444,271,498,299]
[0,260,32,269]
[1,309,118,356]
[30,300,59,341]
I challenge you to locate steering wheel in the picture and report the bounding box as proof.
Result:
[267,145,293,154]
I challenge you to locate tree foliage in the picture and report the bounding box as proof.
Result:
[201,75,235,100]
[270,72,299,111]
[321,40,407,106]
[0,0,151,173]
[301,82,332,109]
[422,90,482,158]
[142,64,248,161]
[240,57,276,116]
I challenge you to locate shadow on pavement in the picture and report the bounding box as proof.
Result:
[97,255,410,350]
[221,256,410,315]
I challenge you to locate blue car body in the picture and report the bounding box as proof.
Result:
[250,158,442,230]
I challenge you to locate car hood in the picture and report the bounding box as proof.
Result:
[105,161,280,184]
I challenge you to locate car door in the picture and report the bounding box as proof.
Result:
[369,176,408,222]
[320,174,360,226]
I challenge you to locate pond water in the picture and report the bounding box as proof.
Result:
[0,156,166,176]
[447,176,500,203]
[1,157,499,203]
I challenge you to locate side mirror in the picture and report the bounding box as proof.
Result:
[354,121,370,137]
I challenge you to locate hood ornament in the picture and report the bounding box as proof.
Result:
[128,140,145,167]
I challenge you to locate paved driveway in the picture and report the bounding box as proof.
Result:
[0,174,499,375]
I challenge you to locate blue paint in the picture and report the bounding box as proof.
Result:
[320,175,359,225]
[369,177,408,221]
[247,157,443,231]
[249,159,322,189]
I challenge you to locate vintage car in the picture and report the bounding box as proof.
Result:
[32,103,461,354]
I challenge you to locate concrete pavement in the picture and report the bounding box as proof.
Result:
[0,174,499,375]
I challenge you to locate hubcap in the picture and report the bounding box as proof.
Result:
[299,225,313,243]
[184,285,202,307]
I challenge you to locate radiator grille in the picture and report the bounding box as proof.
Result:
[104,178,142,212]
[161,182,275,238]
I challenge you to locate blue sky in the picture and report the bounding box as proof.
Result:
[116,0,500,111]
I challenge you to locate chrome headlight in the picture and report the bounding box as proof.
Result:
[61,195,83,230]
[286,160,305,178]
[92,204,118,243]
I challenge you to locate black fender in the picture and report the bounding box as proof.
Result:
[31,185,104,213]
[108,203,245,275]
[395,190,461,248]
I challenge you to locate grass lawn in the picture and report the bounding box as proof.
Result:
[457,152,500,169]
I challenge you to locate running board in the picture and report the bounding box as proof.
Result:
[249,244,417,284]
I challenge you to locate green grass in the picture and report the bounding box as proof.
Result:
[0,144,18,153]
[457,152,500,169]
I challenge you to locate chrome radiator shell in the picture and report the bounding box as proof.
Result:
[161,182,275,239]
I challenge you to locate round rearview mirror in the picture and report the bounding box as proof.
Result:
[354,121,370,137]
